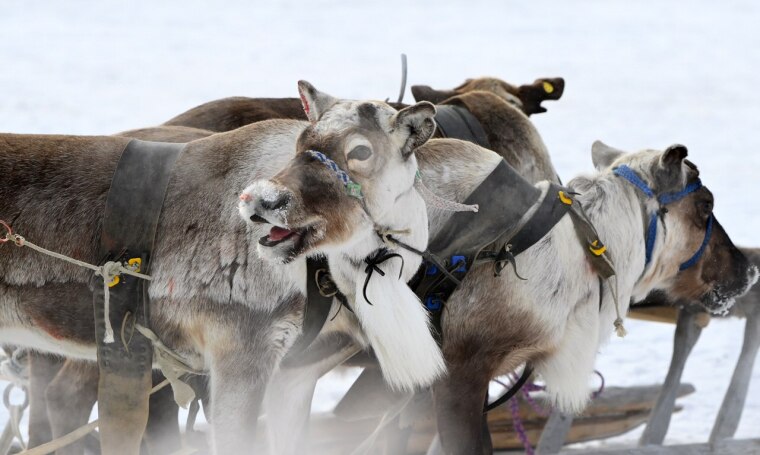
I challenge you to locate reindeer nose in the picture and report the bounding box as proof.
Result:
[239,193,252,202]
[260,193,290,212]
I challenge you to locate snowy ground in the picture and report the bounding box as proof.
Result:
[1,0,759,450]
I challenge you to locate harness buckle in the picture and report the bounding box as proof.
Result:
[589,240,607,256]
[314,268,339,298]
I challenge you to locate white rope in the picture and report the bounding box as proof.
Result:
[596,251,627,338]
[414,175,478,213]
[134,324,203,409]
[4,233,151,343]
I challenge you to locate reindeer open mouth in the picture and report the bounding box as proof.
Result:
[259,225,300,247]
[254,219,322,262]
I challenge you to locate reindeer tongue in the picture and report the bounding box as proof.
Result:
[268,226,294,242]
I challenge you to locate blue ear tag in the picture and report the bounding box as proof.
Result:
[346,182,363,199]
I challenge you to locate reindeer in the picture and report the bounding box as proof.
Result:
[161,76,564,130]
[257,138,757,454]
[0,83,445,454]
[24,75,565,454]
[23,124,216,455]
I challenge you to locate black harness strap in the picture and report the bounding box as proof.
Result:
[94,139,184,451]
[281,258,336,365]
[286,104,492,363]
[434,105,491,148]
[484,366,534,413]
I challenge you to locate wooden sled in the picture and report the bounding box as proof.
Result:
[299,383,695,454]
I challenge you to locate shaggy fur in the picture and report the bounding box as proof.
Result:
[0,116,336,453]
[240,85,445,390]
[265,142,755,455]
[23,125,217,454]
[22,75,563,454]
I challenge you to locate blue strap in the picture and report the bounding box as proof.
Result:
[614,165,707,270]
[613,165,655,198]
[679,214,713,271]
[305,150,363,198]
[645,214,657,265]
[658,179,703,205]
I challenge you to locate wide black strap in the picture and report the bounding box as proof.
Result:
[504,183,573,257]
[93,139,184,446]
[412,160,541,344]
[484,366,533,413]
[281,257,336,364]
[434,105,491,149]
[427,160,540,261]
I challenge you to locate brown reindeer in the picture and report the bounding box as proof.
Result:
[0,83,446,454]
[25,75,565,454]
[24,124,216,455]
[161,76,564,131]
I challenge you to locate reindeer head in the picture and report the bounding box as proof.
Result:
[239,81,436,263]
[592,142,759,313]
[411,76,565,116]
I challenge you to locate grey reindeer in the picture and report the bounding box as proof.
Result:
[259,138,757,454]
[0,82,445,454]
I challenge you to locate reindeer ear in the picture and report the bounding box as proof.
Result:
[591,140,626,170]
[516,77,565,115]
[393,101,437,159]
[660,144,688,168]
[411,85,457,104]
[297,80,337,123]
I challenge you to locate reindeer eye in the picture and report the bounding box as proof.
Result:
[698,200,713,218]
[348,145,372,161]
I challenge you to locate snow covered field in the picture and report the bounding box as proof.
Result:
[1,0,759,450]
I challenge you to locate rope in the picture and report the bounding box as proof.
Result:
[16,380,171,455]
[493,369,606,455]
[134,324,202,409]
[0,221,203,409]
[2,383,29,453]
[414,173,478,213]
[2,228,151,344]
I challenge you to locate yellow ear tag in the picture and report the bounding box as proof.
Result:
[542,81,554,94]
[128,257,142,273]
[589,240,607,256]
[558,191,573,205]
[107,275,120,287]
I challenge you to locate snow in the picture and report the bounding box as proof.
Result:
[1,0,759,449]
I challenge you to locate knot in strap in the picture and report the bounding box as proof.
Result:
[362,249,404,305]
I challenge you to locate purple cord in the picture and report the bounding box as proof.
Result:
[510,390,534,455]
[491,370,607,454]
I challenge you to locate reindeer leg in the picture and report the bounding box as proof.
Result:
[709,304,760,443]
[207,301,306,455]
[639,305,705,445]
[45,360,99,455]
[265,338,361,455]
[433,365,491,455]
[28,352,64,449]
[142,371,181,455]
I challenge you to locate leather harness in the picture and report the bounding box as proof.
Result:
[94,139,184,447]
[283,105,493,360]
